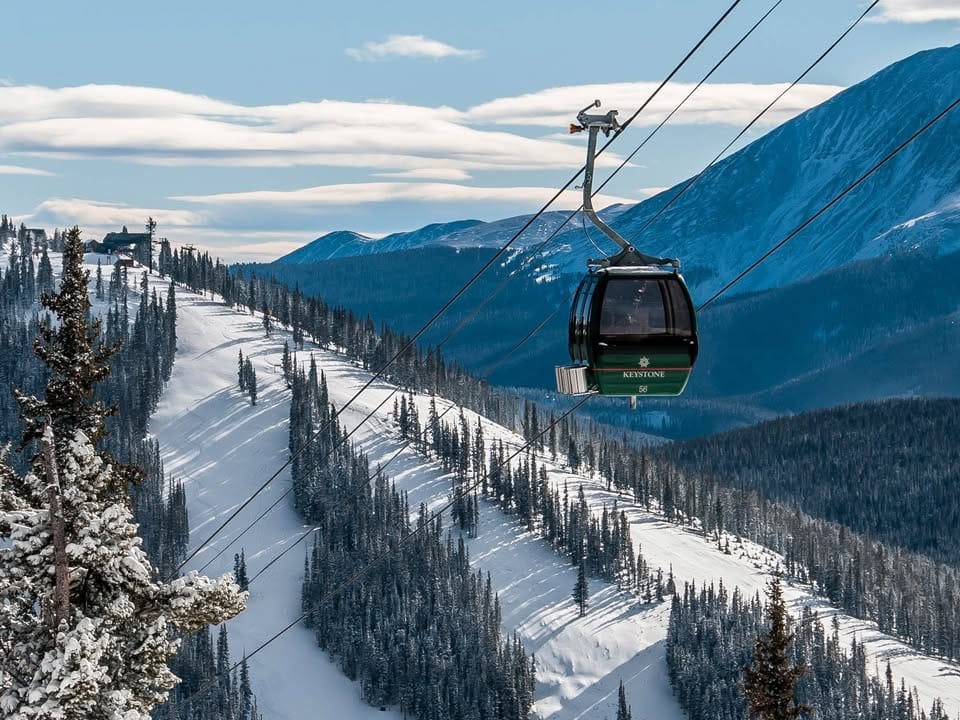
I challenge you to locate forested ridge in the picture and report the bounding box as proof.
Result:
[659,398,960,565]
[161,240,960,706]
[0,222,260,720]
[667,580,952,720]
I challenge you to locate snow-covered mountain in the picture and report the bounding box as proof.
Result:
[275,212,592,265]
[275,43,960,303]
[141,262,960,719]
[276,221,482,264]
[599,42,960,300]
[254,44,960,439]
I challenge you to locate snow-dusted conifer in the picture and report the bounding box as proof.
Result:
[245,359,257,406]
[0,227,246,719]
[573,559,589,617]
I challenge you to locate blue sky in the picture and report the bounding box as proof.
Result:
[2,0,958,260]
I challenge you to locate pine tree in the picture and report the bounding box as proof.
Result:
[281,341,292,385]
[245,359,258,406]
[233,549,249,591]
[15,226,117,447]
[162,281,177,382]
[261,300,271,337]
[95,259,104,300]
[238,349,246,391]
[616,679,632,720]
[573,558,589,617]
[742,576,808,720]
[38,247,55,297]
[0,227,247,719]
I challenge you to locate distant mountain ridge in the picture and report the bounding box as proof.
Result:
[275,211,601,265]
[277,220,483,264]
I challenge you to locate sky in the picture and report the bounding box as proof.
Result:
[2,0,959,261]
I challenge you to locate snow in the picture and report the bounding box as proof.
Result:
[101,271,405,720]
[130,262,960,718]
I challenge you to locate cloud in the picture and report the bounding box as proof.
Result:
[374,168,473,180]
[346,35,481,61]
[466,82,844,129]
[23,197,308,262]
[0,84,595,172]
[873,0,960,23]
[0,80,842,173]
[0,164,53,176]
[170,181,634,210]
[30,197,205,229]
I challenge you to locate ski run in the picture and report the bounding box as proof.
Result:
[124,260,960,720]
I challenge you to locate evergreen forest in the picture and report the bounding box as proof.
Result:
[0,221,260,720]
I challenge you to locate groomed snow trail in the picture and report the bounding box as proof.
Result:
[147,282,403,720]
[144,272,685,719]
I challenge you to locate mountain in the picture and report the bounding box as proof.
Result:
[275,210,593,265]
[658,397,960,564]
[250,44,960,438]
[276,221,480,264]
[275,44,960,302]
[595,43,960,300]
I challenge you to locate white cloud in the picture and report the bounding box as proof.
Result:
[374,168,473,180]
[170,181,634,210]
[0,80,843,173]
[466,82,844,130]
[874,0,960,23]
[23,197,308,262]
[0,164,53,176]
[0,85,594,171]
[30,197,205,229]
[346,35,481,61]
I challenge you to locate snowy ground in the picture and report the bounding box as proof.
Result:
[129,257,960,719]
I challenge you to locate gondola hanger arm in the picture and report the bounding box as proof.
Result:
[573,101,677,269]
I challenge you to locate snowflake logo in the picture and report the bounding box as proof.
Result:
[639,357,650,368]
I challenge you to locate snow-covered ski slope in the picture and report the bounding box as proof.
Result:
[140,263,960,719]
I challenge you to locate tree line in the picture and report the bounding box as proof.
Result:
[666,579,952,720]
[660,398,960,565]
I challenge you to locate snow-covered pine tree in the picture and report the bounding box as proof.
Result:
[573,558,589,617]
[237,349,246,392]
[244,359,257,406]
[742,575,808,720]
[260,300,270,337]
[0,227,246,720]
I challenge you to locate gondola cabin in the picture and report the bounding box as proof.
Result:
[556,266,698,398]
